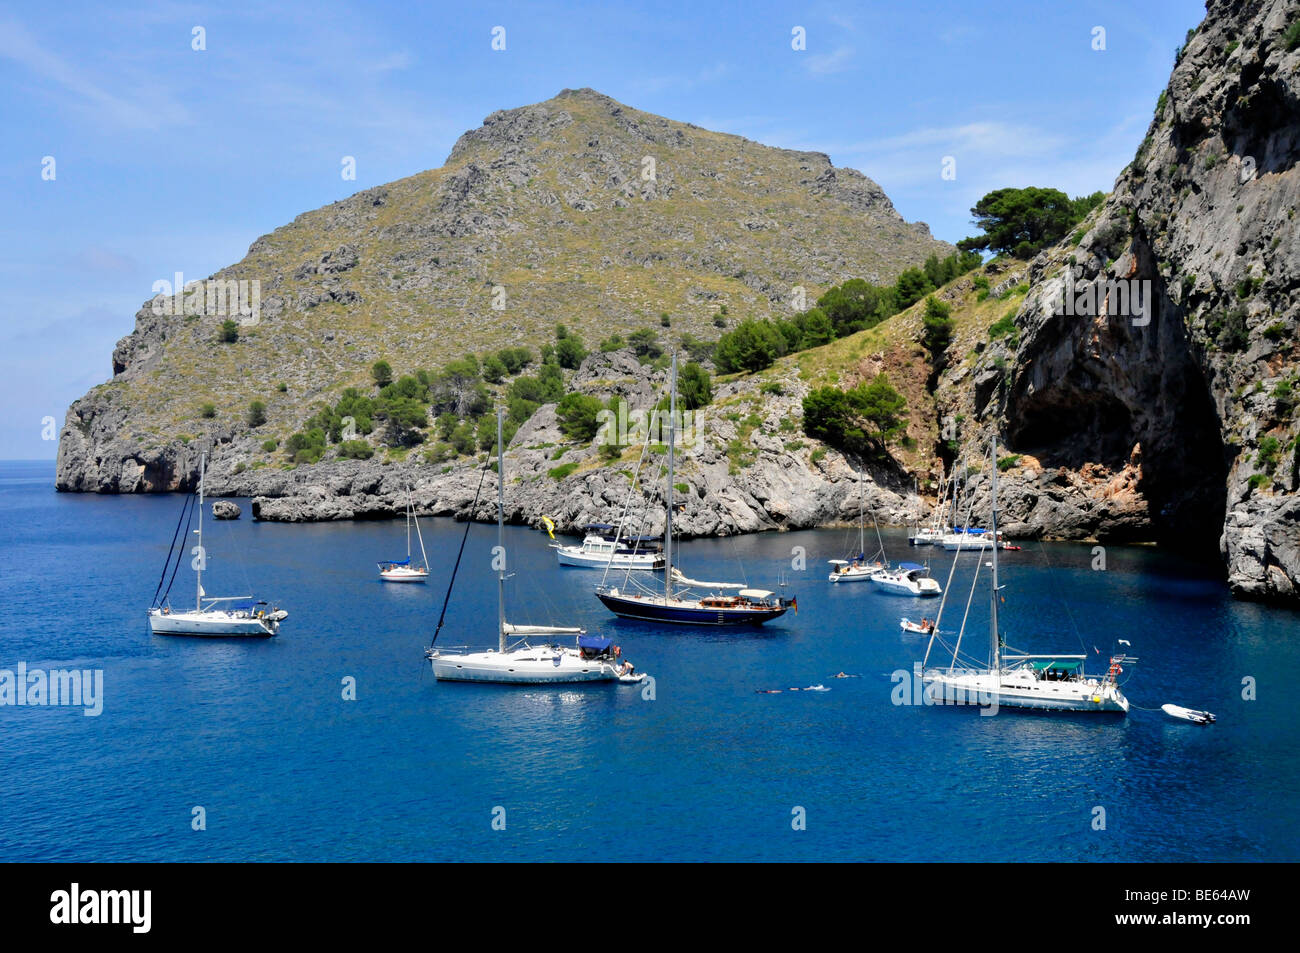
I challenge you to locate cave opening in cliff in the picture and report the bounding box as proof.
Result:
[1010,391,1134,471]
[1006,368,1227,555]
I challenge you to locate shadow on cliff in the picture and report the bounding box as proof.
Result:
[1001,246,1228,555]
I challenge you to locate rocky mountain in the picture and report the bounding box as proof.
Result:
[56,87,949,494]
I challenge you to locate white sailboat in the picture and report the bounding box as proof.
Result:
[379,487,429,582]
[909,470,953,545]
[940,529,996,551]
[828,472,885,583]
[937,455,999,550]
[427,408,647,684]
[920,435,1134,713]
[147,453,286,637]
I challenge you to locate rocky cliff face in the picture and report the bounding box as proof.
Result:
[953,0,1300,601]
[243,350,918,537]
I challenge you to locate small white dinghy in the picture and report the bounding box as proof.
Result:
[1162,703,1216,725]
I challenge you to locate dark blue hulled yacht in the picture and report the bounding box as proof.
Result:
[594,354,794,627]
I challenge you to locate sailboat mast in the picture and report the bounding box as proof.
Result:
[664,353,677,600]
[497,407,506,654]
[413,491,428,569]
[858,471,864,555]
[196,452,205,611]
[957,453,966,530]
[989,434,1001,672]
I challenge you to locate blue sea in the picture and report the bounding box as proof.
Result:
[1,459,1297,862]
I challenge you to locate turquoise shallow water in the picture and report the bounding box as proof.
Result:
[1,459,1297,861]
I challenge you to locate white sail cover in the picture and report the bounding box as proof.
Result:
[502,622,585,635]
[670,567,745,590]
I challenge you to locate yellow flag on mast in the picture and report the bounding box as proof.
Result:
[541,516,555,540]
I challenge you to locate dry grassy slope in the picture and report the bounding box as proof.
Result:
[81,87,950,458]
[746,264,1031,488]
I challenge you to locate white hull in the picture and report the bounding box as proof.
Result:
[555,546,664,570]
[909,529,948,546]
[924,670,1128,713]
[430,647,643,684]
[828,563,883,583]
[380,567,428,582]
[941,534,994,551]
[148,608,279,637]
[871,572,942,597]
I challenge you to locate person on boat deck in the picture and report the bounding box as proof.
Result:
[619,660,634,676]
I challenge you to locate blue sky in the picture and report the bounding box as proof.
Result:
[0,0,1206,459]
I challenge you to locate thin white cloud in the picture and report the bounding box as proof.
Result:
[804,46,855,75]
[825,114,1145,241]
[833,120,1071,188]
[368,50,413,73]
[0,19,189,130]
[74,246,144,278]
[632,62,731,95]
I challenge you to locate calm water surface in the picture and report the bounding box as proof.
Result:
[1,460,1297,861]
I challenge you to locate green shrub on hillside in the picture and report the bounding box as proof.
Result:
[988,310,1019,344]
[921,296,955,364]
[338,440,374,460]
[802,373,907,461]
[715,319,787,374]
[496,347,533,374]
[556,392,604,441]
[628,328,663,361]
[678,361,713,409]
[1284,20,1300,52]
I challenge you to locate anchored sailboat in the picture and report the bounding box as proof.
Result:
[379,486,429,582]
[828,471,885,583]
[824,473,941,596]
[426,408,647,684]
[920,435,1135,713]
[909,468,953,546]
[596,353,792,625]
[147,453,286,637]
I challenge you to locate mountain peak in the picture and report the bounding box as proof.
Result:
[58,88,951,495]
[553,86,620,104]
